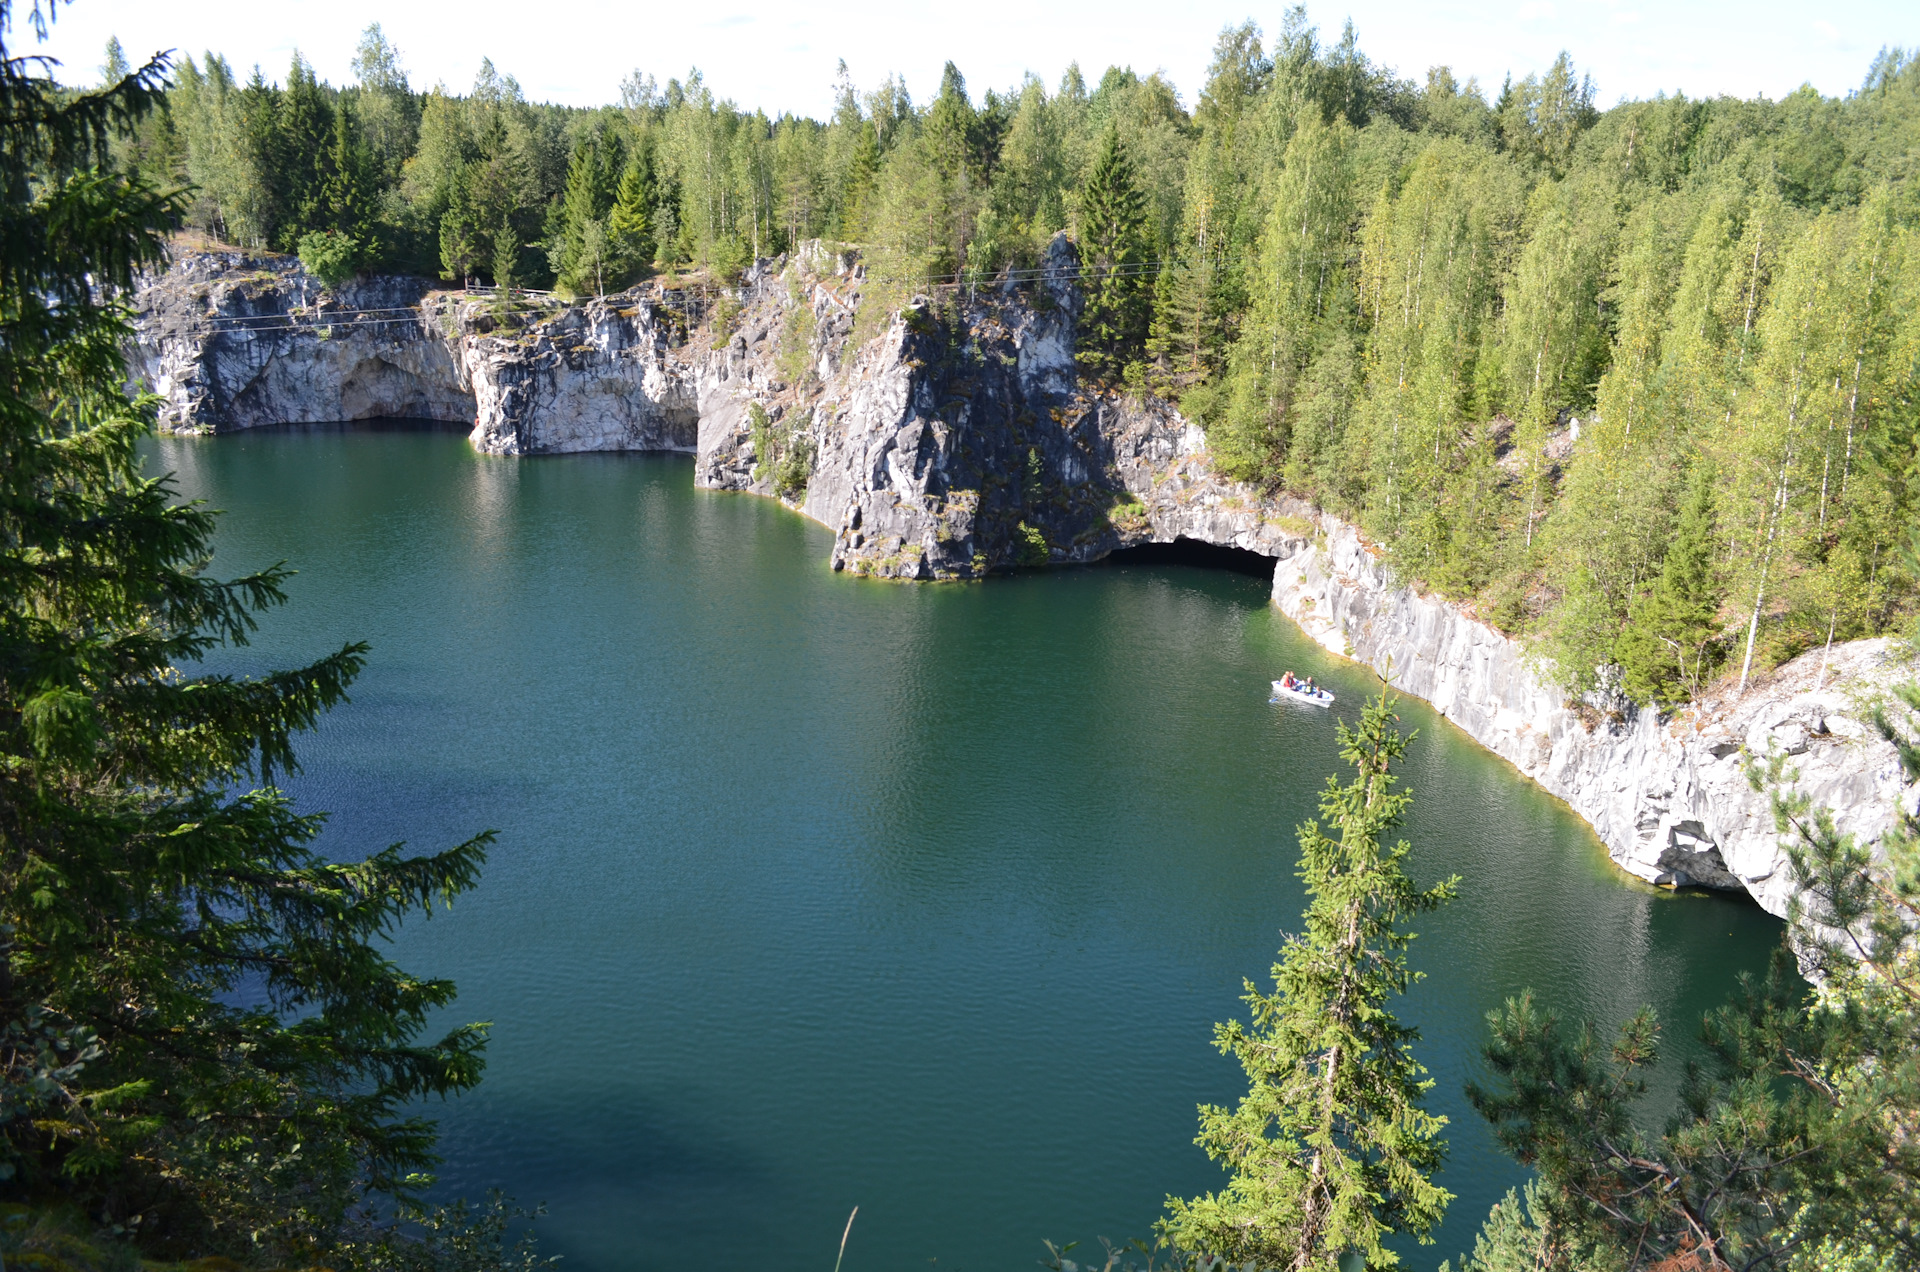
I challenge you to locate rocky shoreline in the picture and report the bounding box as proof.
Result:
[1272,520,1912,915]
[131,243,1918,918]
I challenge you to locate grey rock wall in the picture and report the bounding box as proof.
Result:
[1272,519,1915,916]
[694,235,1320,578]
[440,293,699,455]
[135,252,473,430]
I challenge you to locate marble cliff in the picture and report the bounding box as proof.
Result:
[132,242,1919,918]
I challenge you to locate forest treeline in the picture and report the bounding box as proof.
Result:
[104,16,1920,704]
[21,9,1920,1271]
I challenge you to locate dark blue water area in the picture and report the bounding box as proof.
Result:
[152,429,1785,1272]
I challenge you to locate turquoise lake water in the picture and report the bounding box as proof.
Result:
[154,427,1787,1272]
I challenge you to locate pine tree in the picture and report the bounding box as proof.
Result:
[1468,690,1920,1270]
[1163,685,1458,1272]
[1075,125,1150,381]
[1616,462,1724,706]
[0,14,496,1252]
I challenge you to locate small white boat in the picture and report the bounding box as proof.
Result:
[1271,679,1335,708]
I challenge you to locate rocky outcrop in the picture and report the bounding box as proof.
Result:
[692,236,1319,578]
[1273,520,1916,916]
[437,292,699,455]
[134,252,473,430]
[131,243,1918,919]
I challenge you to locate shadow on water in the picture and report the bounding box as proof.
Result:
[218,416,471,435]
[1100,535,1278,579]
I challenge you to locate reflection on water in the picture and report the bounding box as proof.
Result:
[155,430,1787,1272]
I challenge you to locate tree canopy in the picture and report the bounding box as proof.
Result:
[2,3,504,1260]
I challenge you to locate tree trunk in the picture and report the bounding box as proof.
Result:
[1737,526,1775,696]
[1817,608,1838,688]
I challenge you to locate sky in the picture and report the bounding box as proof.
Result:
[15,0,1920,118]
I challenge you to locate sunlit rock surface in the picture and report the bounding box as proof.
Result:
[1272,521,1913,915]
[134,252,472,430]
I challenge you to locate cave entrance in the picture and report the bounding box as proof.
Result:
[1102,536,1276,580]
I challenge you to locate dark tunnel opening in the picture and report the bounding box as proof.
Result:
[1101,536,1277,580]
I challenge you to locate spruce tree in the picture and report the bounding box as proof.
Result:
[924,62,982,185]
[493,219,522,289]
[1075,125,1150,381]
[276,53,332,250]
[1163,686,1458,1272]
[552,131,622,297]
[607,151,655,282]
[440,181,482,282]
[315,101,380,257]
[1617,463,1724,706]
[835,120,880,241]
[1147,192,1222,391]
[1,11,497,1256]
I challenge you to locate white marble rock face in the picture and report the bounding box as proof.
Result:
[134,253,474,431]
[1270,522,1912,916]
[134,243,1918,921]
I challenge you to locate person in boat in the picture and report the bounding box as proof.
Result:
[1281,672,1297,690]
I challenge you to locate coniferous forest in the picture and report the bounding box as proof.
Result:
[12,4,1920,1271]
[109,16,1920,701]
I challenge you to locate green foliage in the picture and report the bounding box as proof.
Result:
[1615,463,1724,705]
[0,1194,555,1272]
[1436,1183,1611,1272]
[1205,115,1358,485]
[0,11,502,1261]
[298,227,361,287]
[551,127,622,297]
[491,219,522,290]
[1075,126,1150,380]
[1465,683,1920,1270]
[748,403,815,500]
[776,276,818,386]
[1015,521,1050,566]
[326,1193,557,1272]
[1163,685,1458,1270]
[607,147,655,279]
[773,430,815,501]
